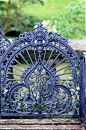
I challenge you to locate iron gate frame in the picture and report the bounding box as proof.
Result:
[0,22,86,128]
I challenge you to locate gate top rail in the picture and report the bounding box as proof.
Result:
[0,22,80,62]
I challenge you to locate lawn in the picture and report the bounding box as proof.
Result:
[22,0,72,20]
[13,62,72,81]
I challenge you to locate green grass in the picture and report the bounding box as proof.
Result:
[13,62,72,81]
[22,0,72,20]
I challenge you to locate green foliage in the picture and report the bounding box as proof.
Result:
[9,14,40,33]
[0,0,84,39]
[64,66,70,73]
[0,13,40,34]
[18,58,31,64]
[0,0,42,35]
[48,0,85,39]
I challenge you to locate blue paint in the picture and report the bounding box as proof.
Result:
[0,22,85,127]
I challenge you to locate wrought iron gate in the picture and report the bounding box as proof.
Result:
[0,22,86,127]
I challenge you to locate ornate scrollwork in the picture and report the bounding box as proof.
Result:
[0,25,11,56]
[0,22,80,119]
[9,84,36,113]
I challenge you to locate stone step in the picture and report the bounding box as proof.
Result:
[0,124,84,130]
[0,119,85,130]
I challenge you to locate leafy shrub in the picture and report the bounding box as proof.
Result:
[0,1,41,35]
[12,14,40,33]
[5,14,40,35]
[45,0,85,39]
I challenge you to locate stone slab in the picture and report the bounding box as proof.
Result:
[0,119,82,125]
[0,125,84,130]
[68,40,86,51]
[0,119,85,130]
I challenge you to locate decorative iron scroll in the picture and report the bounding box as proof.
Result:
[0,25,11,57]
[0,22,81,119]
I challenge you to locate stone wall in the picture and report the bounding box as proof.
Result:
[68,39,86,59]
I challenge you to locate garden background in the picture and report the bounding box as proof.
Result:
[0,0,85,39]
[0,1,86,126]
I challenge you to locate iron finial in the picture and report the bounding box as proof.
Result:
[38,21,43,28]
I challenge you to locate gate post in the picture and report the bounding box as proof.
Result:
[0,26,1,118]
[0,60,1,119]
[80,59,84,118]
[82,52,86,128]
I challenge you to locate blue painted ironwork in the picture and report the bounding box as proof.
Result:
[0,25,11,57]
[82,52,86,128]
[0,22,85,127]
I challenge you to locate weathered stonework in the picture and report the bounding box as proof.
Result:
[0,119,85,130]
[68,39,86,59]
